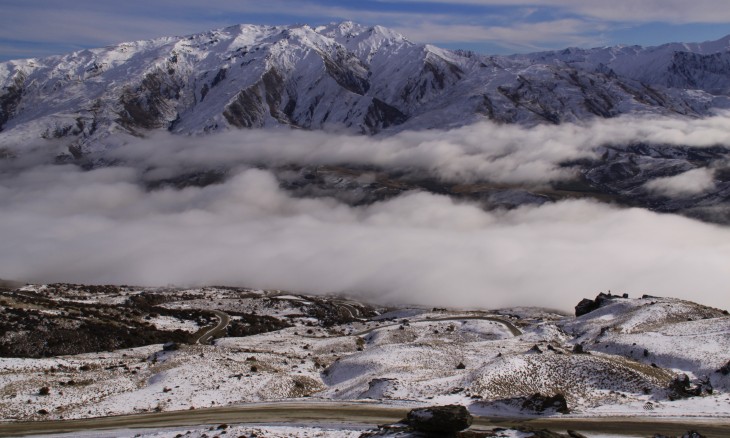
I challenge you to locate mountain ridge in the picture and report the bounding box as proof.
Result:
[1,22,730,157]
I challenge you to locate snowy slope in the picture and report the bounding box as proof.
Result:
[1,284,729,424]
[561,295,730,382]
[515,34,730,93]
[1,23,730,155]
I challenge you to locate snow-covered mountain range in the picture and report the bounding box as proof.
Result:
[2,22,730,154]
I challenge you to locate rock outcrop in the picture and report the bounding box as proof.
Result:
[575,292,628,317]
[406,405,473,435]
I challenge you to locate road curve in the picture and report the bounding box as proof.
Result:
[0,402,406,437]
[427,315,522,336]
[1,402,729,437]
[195,310,230,344]
[351,315,522,338]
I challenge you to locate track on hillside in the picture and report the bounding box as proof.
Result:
[1,401,728,437]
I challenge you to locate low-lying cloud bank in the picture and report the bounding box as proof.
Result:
[89,111,730,187]
[1,114,729,312]
[644,168,717,197]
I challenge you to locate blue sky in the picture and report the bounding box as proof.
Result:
[1,0,729,61]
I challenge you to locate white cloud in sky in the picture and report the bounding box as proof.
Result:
[3,0,730,60]
[391,19,607,50]
[0,5,223,49]
[548,0,730,24]
[381,0,730,23]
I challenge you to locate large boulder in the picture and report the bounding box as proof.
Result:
[406,405,472,435]
[716,360,730,375]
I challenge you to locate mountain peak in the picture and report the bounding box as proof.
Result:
[2,22,730,155]
[315,21,407,42]
[695,33,730,53]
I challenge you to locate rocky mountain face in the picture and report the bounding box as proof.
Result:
[514,35,730,93]
[1,22,730,154]
[271,144,730,225]
[0,23,728,224]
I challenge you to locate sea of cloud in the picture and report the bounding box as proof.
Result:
[0,114,728,312]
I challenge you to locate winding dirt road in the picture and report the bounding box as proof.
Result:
[352,315,523,337]
[194,310,230,344]
[6,309,718,436]
[428,315,523,336]
[1,402,728,437]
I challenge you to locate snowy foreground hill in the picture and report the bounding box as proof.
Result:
[1,22,730,154]
[0,284,728,436]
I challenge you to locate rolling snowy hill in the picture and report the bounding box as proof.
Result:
[0,284,728,428]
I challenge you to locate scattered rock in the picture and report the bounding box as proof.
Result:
[653,431,705,438]
[546,344,559,353]
[515,426,570,438]
[527,344,543,354]
[361,378,398,399]
[571,344,587,354]
[456,431,501,437]
[668,374,711,399]
[406,405,473,435]
[162,342,179,351]
[360,422,410,437]
[521,393,569,414]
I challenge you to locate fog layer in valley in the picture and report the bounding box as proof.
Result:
[1,114,729,312]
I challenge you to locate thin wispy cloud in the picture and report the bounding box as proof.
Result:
[398,19,607,51]
[380,0,730,23]
[0,3,223,49]
[543,0,730,24]
[2,0,730,60]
